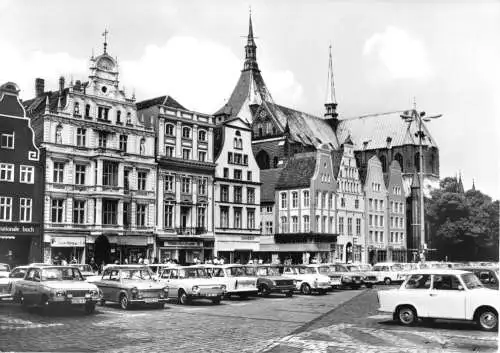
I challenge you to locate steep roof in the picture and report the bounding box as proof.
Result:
[24,89,69,117]
[331,149,344,179]
[264,102,339,149]
[275,153,316,190]
[260,168,283,203]
[336,111,437,151]
[136,95,186,111]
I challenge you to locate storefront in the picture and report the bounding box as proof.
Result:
[258,241,332,265]
[391,248,407,263]
[158,239,204,265]
[0,223,42,266]
[215,234,260,264]
[44,234,86,264]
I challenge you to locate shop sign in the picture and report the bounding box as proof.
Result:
[51,237,85,247]
[241,235,255,241]
[163,241,202,247]
[0,224,37,234]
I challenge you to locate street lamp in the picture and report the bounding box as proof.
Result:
[400,103,441,261]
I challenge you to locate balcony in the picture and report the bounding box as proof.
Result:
[175,227,207,236]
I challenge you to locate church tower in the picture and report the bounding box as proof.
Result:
[324,45,338,121]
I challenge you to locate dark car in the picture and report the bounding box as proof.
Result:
[458,267,499,289]
[246,265,295,297]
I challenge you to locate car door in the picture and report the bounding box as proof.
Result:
[19,269,35,303]
[98,269,114,300]
[166,269,179,298]
[427,274,467,319]
[401,274,432,317]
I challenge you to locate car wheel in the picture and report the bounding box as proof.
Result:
[300,283,311,295]
[84,303,96,314]
[477,308,498,331]
[260,285,271,297]
[384,278,391,285]
[119,294,130,310]
[285,291,293,297]
[212,297,222,305]
[397,306,417,326]
[178,290,190,305]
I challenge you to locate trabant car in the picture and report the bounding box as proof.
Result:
[457,267,499,290]
[282,265,330,295]
[367,262,405,285]
[89,265,168,310]
[13,266,100,314]
[378,269,499,331]
[245,265,295,297]
[325,263,365,289]
[157,266,225,305]
[345,264,377,288]
[194,264,258,298]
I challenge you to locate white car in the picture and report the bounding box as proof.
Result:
[282,265,331,295]
[378,269,499,331]
[367,262,406,285]
[0,266,30,301]
[195,264,257,298]
[306,264,342,288]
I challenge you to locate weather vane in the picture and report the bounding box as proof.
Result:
[102,28,109,53]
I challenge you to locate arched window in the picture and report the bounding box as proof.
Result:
[55,125,63,144]
[73,102,80,115]
[139,138,146,155]
[256,150,270,169]
[165,124,175,136]
[85,104,91,118]
[182,127,191,139]
[235,130,241,136]
[414,152,420,172]
[126,112,132,124]
[198,130,206,141]
[116,110,121,123]
[379,154,387,173]
[394,153,404,172]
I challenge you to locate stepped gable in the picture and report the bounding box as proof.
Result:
[336,111,437,150]
[260,168,284,203]
[275,153,317,190]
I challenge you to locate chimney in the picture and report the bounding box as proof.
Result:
[59,76,65,94]
[35,78,45,97]
[74,80,81,91]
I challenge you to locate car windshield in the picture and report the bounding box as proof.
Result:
[318,266,330,274]
[121,269,152,280]
[390,264,404,271]
[244,267,256,276]
[41,268,84,281]
[373,266,384,271]
[337,265,349,272]
[348,266,360,271]
[461,273,484,289]
[296,267,316,274]
[226,267,247,277]
[178,268,208,279]
[0,264,10,271]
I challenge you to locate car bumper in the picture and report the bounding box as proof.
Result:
[0,293,12,301]
[129,298,168,305]
[270,285,295,293]
[312,284,331,291]
[49,297,100,305]
[188,292,224,300]
[228,289,258,295]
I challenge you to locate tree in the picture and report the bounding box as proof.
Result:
[426,177,499,261]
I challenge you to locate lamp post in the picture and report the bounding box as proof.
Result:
[400,104,441,261]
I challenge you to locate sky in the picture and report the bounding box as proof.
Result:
[0,0,498,199]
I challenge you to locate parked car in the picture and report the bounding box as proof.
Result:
[0,263,10,278]
[157,266,225,304]
[378,269,499,331]
[13,265,100,314]
[304,264,343,289]
[281,265,330,295]
[70,264,96,279]
[345,264,377,288]
[246,265,295,297]
[0,265,30,301]
[457,267,499,290]
[325,263,365,289]
[148,264,179,280]
[194,264,258,298]
[367,262,406,285]
[89,265,168,310]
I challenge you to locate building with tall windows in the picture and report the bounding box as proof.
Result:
[24,40,156,265]
[213,117,261,264]
[0,82,43,265]
[137,96,216,264]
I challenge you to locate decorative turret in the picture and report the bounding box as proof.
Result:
[324,45,338,120]
[457,172,465,194]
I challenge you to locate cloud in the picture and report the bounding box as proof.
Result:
[363,26,433,81]
[265,69,304,107]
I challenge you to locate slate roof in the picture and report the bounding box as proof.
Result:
[331,149,344,179]
[264,102,339,149]
[260,168,283,203]
[136,95,186,111]
[336,111,437,151]
[275,153,316,190]
[24,89,69,117]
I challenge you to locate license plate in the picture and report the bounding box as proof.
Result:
[71,298,86,304]
[207,293,218,297]
[144,298,158,303]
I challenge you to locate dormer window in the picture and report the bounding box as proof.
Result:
[126,112,132,125]
[233,137,243,149]
[182,127,191,139]
[139,138,146,155]
[55,125,63,144]
[73,102,80,116]
[198,130,206,141]
[165,124,175,136]
[116,110,121,124]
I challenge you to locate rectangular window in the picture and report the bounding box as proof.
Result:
[356,218,361,235]
[223,168,229,178]
[303,191,310,207]
[102,199,118,225]
[119,135,128,152]
[165,145,175,157]
[369,198,373,210]
[198,178,207,195]
[164,204,173,228]
[0,197,12,221]
[102,161,118,186]
[247,209,255,229]
[234,186,242,203]
[181,177,191,193]
[328,193,333,209]
[198,151,206,162]
[243,155,248,166]
[51,199,64,223]
[233,169,242,180]
[399,203,403,213]
[220,185,229,202]
[292,192,298,208]
[303,216,310,232]
[339,217,344,235]
[380,231,384,242]
[374,199,378,211]
[19,198,32,222]
[19,165,34,184]
[322,216,327,233]
[76,128,86,147]
[247,187,255,204]
[369,214,373,226]
[330,216,335,233]
[53,162,64,183]
[355,199,359,209]
[280,192,287,209]
[375,215,379,226]
[98,131,107,148]
[390,201,394,213]
[75,165,85,185]
[0,132,14,149]
[380,200,384,210]
[0,163,14,182]
[380,216,384,227]
[197,207,206,228]
[247,171,252,181]
[124,170,130,191]
[228,152,233,164]
[280,216,289,233]
[73,200,85,224]
[137,171,147,191]
[182,148,191,160]
[136,204,146,226]
[322,193,327,209]
[347,218,353,235]
[369,231,373,242]
[123,202,130,227]
[234,208,242,228]
[292,216,298,233]
[220,207,229,228]
[340,197,346,208]
[234,153,242,165]
[165,175,174,192]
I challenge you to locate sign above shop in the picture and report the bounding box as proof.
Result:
[163,241,202,248]
[0,224,38,234]
[51,236,85,247]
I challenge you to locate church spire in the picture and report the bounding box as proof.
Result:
[457,171,464,194]
[472,178,476,191]
[244,10,258,71]
[324,45,338,120]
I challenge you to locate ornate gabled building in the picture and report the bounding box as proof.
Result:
[24,39,156,265]
[136,96,216,264]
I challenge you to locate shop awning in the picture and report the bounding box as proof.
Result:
[259,242,331,252]
[215,240,259,252]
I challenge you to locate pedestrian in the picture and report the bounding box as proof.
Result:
[124,258,129,265]
[70,257,78,264]
[89,258,98,272]
[61,258,68,266]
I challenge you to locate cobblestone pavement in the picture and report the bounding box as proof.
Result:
[261,288,499,353]
[0,289,363,353]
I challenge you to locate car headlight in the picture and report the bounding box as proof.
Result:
[271,280,276,286]
[192,286,200,293]
[163,287,169,294]
[342,275,352,282]
[89,290,99,297]
[55,290,66,297]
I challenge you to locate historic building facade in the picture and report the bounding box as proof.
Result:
[137,96,216,264]
[0,82,43,265]
[25,41,156,265]
[213,117,261,264]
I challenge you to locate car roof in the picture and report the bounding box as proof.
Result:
[105,265,150,269]
[405,269,472,275]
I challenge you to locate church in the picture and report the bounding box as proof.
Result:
[215,14,440,264]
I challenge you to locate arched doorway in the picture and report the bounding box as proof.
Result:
[94,235,111,266]
[345,242,353,263]
[256,150,270,170]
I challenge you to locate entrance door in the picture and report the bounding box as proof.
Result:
[178,249,187,265]
[94,235,111,266]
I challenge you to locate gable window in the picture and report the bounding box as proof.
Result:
[53,162,64,183]
[119,135,128,152]
[20,165,34,184]
[116,110,121,123]
[0,132,14,149]
[75,165,86,185]
[76,128,86,147]
[223,168,229,178]
[247,171,252,181]
[98,106,110,121]
[0,163,14,182]
[234,169,242,180]
[73,102,80,115]
[198,130,206,141]
[0,197,13,221]
[165,124,175,136]
[182,127,191,139]
[19,198,32,222]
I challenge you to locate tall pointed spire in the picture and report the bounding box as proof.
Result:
[324,45,338,120]
[244,10,258,71]
[472,178,476,191]
[457,171,464,193]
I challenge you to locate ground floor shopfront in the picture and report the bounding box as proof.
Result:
[367,246,407,265]
[156,238,214,265]
[0,223,42,266]
[215,233,259,264]
[258,236,334,265]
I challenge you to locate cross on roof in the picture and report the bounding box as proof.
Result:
[102,28,109,53]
